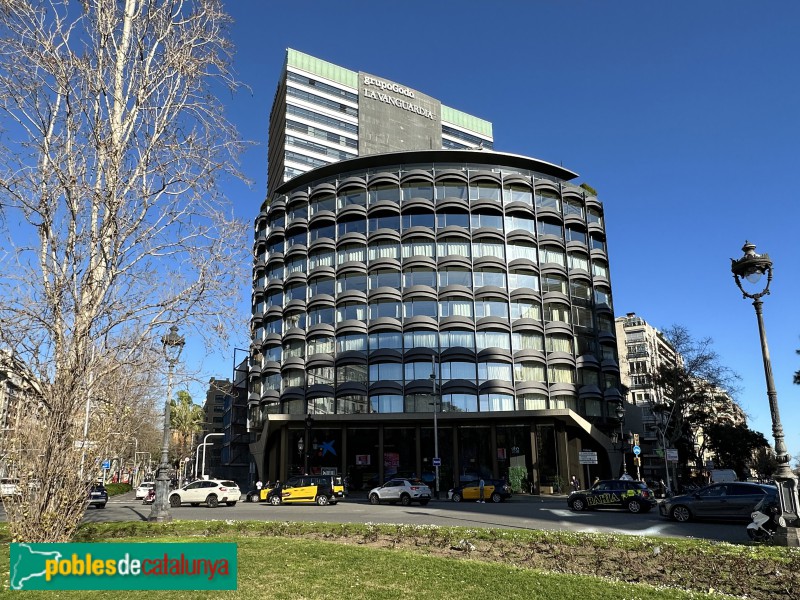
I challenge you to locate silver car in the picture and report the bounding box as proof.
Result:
[660,482,777,522]
[369,478,432,506]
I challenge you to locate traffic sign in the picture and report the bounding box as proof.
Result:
[578,451,598,465]
[666,448,679,462]
[432,457,441,467]
[632,445,641,456]
[101,460,111,469]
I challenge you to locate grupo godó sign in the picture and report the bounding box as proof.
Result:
[361,75,436,120]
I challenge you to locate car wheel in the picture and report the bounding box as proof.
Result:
[491,492,502,503]
[169,495,181,508]
[419,500,429,506]
[400,494,411,506]
[206,494,219,508]
[671,505,691,522]
[570,497,586,511]
[627,499,643,513]
[747,527,771,543]
[452,492,462,503]
[226,501,237,507]
[269,495,282,506]
[246,493,256,502]
[369,493,380,505]
[316,494,330,506]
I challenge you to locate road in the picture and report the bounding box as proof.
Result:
[84,492,751,544]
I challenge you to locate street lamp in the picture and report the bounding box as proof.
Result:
[731,241,800,546]
[301,413,313,475]
[148,325,185,522]
[610,402,630,478]
[429,357,440,499]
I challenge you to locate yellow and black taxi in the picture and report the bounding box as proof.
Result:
[266,475,340,506]
[448,479,512,503]
[567,479,656,514]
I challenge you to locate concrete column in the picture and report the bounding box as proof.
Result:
[490,425,498,478]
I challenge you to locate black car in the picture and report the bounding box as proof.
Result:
[88,483,108,509]
[568,479,655,513]
[660,482,778,522]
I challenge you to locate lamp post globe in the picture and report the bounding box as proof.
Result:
[148,325,185,522]
[731,241,800,547]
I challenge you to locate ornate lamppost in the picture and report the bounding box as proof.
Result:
[610,402,631,479]
[430,358,441,499]
[148,325,185,522]
[731,241,800,546]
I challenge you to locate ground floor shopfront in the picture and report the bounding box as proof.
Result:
[250,410,619,494]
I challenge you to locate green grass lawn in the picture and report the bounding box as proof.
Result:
[1,534,732,599]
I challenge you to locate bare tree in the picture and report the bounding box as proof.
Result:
[0,0,249,541]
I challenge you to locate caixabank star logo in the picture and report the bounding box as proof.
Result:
[9,543,237,590]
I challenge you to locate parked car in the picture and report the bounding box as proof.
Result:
[88,483,108,509]
[567,479,656,514]
[369,478,432,506]
[168,479,240,508]
[268,476,338,506]
[660,482,777,523]
[135,481,155,500]
[449,479,512,503]
[0,478,20,499]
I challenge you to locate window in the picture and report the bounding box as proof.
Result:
[282,369,305,390]
[565,227,587,245]
[309,223,335,242]
[511,300,541,320]
[403,298,437,318]
[595,287,612,306]
[404,360,435,382]
[544,302,570,324]
[368,214,400,233]
[441,361,477,382]
[336,302,367,322]
[442,393,477,412]
[471,213,503,231]
[541,273,567,294]
[286,230,307,249]
[266,264,285,281]
[286,256,305,274]
[283,339,304,358]
[369,269,401,290]
[469,183,501,202]
[563,199,584,218]
[402,182,433,202]
[475,298,509,319]
[476,330,511,350]
[339,395,369,414]
[568,252,589,272]
[368,331,402,349]
[514,361,546,382]
[570,280,592,303]
[518,393,547,410]
[478,361,513,383]
[308,305,334,326]
[539,246,566,267]
[438,268,472,288]
[308,366,335,386]
[287,203,308,222]
[512,330,545,352]
[306,276,333,297]
[266,290,283,307]
[507,242,537,262]
[309,250,334,269]
[472,240,505,259]
[504,185,532,205]
[504,215,535,233]
[435,181,467,201]
[508,270,538,291]
[369,184,400,205]
[307,335,334,355]
[403,329,437,350]
[402,237,435,259]
[310,194,335,215]
[548,365,576,384]
[264,345,282,363]
[438,237,471,257]
[337,243,367,264]
[337,272,367,293]
[337,363,368,384]
[402,268,436,288]
[537,219,563,238]
[572,305,594,328]
[336,334,367,352]
[587,208,603,226]
[592,260,609,279]
[338,188,367,209]
[546,334,573,354]
[263,373,281,391]
[401,212,435,230]
[590,235,606,252]
[439,329,475,350]
[368,240,400,262]
[284,312,306,330]
[439,298,473,318]
[535,191,561,211]
[371,394,403,413]
[479,393,515,412]
[578,368,600,386]
[338,219,366,237]
[369,362,403,382]
[436,211,470,229]
[265,318,282,335]
[368,300,401,320]
[473,269,506,288]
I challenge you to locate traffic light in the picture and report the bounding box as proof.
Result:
[633,433,639,446]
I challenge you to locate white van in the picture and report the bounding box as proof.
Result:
[709,469,737,483]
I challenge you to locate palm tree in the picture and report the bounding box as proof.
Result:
[170,390,204,469]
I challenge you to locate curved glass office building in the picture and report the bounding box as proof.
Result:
[249,148,622,493]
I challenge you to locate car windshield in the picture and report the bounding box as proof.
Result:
[220,481,238,487]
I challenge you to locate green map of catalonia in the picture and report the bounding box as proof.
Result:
[10,543,63,590]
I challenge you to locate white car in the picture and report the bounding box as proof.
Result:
[135,481,155,499]
[368,478,432,506]
[168,479,240,508]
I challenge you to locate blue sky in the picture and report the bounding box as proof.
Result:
[204,1,800,460]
